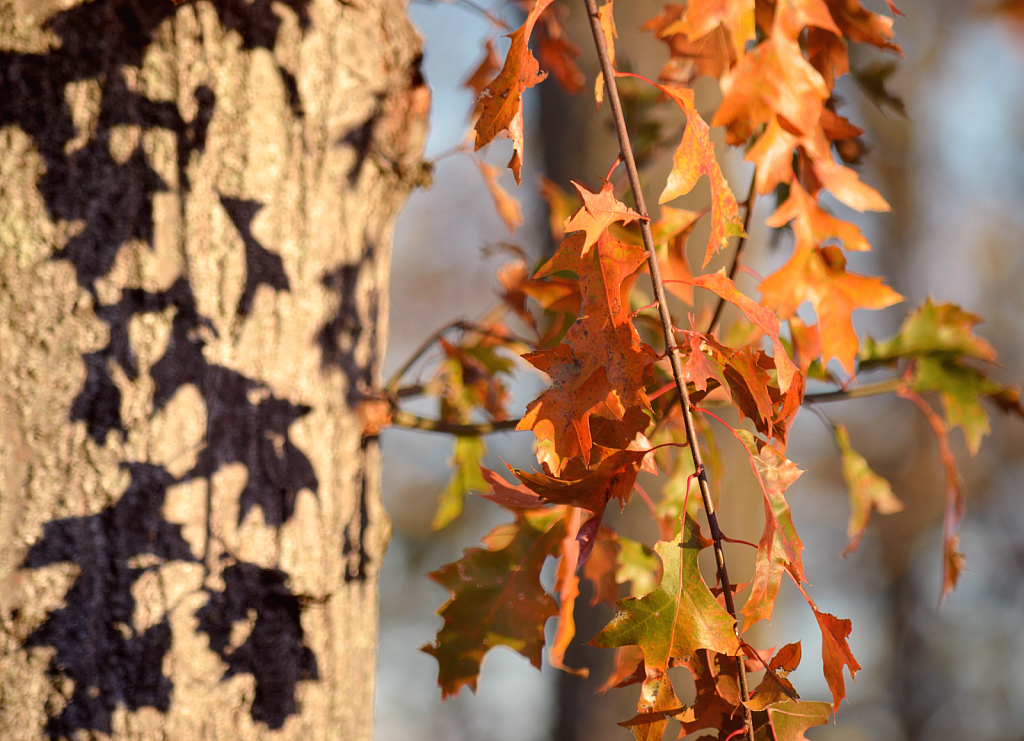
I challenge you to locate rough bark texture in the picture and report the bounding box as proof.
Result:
[0,1,428,738]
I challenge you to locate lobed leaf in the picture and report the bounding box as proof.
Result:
[422,513,566,699]
[591,514,739,671]
[655,84,745,266]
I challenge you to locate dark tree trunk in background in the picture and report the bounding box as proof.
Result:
[0,1,427,738]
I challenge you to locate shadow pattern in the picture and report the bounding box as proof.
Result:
[3,0,324,734]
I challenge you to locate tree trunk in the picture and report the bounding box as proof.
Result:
[0,1,428,738]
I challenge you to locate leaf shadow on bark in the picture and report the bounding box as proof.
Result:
[4,0,330,736]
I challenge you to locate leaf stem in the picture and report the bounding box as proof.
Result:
[581,3,754,738]
[707,171,757,335]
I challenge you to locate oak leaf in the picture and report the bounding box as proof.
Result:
[422,512,566,698]
[766,699,832,740]
[518,231,657,471]
[645,4,738,83]
[732,430,805,630]
[656,84,745,265]
[713,35,829,143]
[687,269,798,392]
[826,0,902,53]
[812,608,860,708]
[512,446,649,512]
[563,181,642,255]
[759,244,902,374]
[590,515,740,671]
[473,0,554,183]
[899,390,966,601]
[475,158,523,234]
[834,424,902,556]
[432,437,490,530]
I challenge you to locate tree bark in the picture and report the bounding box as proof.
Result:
[0,1,428,738]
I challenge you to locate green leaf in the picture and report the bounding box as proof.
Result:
[766,699,832,740]
[914,356,1000,456]
[615,537,662,598]
[860,298,996,367]
[591,514,739,670]
[834,424,902,555]
[422,513,566,698]
[432,437,490,530]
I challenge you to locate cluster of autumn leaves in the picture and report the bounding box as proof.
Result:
[396,1,1024,739]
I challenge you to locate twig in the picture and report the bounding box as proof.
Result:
[581,4,754,739]
[706,171,757,335]
[803,376,906,404]
[391,409,522,436]
[384,319,527,395]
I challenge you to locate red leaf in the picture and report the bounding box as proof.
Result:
[899,390,966,601]
[518,231,657,472]
[512,447,648,512]
[477,466,545,509]
[813,609,860,708]
[550,508,588,677]
[422,513,566,698]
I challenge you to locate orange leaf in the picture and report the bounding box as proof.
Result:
[474,1,555,184]
[519,231,657,471]
[550,508,588,676]
[645,4,738,84]
[826,0,902,54]
[463,38,501,99]
[475,158,523,233]
[537,25,585,94]
[766,179,871,252]
[774,0,841,41]
[813,609,860,708]
[713,35,829,143]
[659,0,755,63]
[656,85,745,265]
[563,181,642,255]
[746,117,800,195]
[649,206,701,303]
[688,269,798,392]
[759,245,902,374]
[593,1,618,105]
[732,430,806,630]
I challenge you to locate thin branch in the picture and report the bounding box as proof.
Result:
[391,409,522,436]
[803,377,906,404]
[706,170,757,335]
[384,319,528,395]
[581,4,754,739]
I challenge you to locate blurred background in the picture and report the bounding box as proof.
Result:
[376,1,1024,740]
